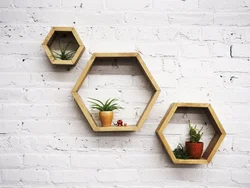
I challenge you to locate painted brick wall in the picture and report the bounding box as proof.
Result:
[0,0,250,187]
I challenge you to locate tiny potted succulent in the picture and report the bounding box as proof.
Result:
[185,120,204,159]
[173,143,189,159]
[88,98,123,127]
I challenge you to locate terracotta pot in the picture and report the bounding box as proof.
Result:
[99,111,114,127]
[185,141,204,159]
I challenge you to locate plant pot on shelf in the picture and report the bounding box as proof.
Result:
[99,111,114,127]
[185,141,204,159]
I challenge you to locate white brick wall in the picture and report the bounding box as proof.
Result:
[0,0,250,187]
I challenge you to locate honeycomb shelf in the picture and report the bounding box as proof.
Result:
[72,52,160,132]
[156,103,226,165]
[42,27,85,65]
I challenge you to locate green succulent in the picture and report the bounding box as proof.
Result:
[173,143,189,159]
[52,40,77,60]
[88,98,123,111]
[188,120,204,143]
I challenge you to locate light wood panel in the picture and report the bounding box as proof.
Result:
[156,102,226,165]
[42,27,85,66]
[72,52,160,132]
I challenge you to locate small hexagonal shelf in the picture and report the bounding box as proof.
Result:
[72,52,160,132]
[156,103,226,164]
[42,27,85,65]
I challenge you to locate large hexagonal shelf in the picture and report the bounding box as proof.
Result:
[156,103,226,164]
[42,27,85,65]
[72,53,160,132]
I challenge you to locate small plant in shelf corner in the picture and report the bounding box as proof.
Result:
[185,120,204,159]
[52,40,77,60]
[88,98,123,127]
[173,143,189,159]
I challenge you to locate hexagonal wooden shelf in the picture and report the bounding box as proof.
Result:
[72,52,160,132]
[156,103,226,164]
[42,27,85,65]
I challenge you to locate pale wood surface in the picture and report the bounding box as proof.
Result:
[72,52,160,132]
[156,102,226,165]
[42,27,85,65]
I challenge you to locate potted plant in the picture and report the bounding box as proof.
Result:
[173,143,189,159]
[88,98,123,127]
[185,120,204,159]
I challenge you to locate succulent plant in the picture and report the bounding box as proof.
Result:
[188,120,204,143]
[88,98,123,111]
[173,143,189,159]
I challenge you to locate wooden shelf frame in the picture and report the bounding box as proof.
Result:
[42,27,85,65]
[72,52,160,132]
[156,103,226,164]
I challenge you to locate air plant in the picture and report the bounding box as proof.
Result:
[52,40,77,60]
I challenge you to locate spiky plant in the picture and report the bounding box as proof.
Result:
[52,40,77,60]
[88,98,123,111]
[173,143,189,159]
[188,120,204,143]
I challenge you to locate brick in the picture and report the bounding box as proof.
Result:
[0,88,26,102]
[201,27,224,41]
[178,75,223,88]
[23,154,70,168]
[125,12,168,26]
[178,27,201,41]
[50,170,96,183]
[214,13,250,26]
[62,0,104,10]
[2,169,20,182]
[0,10,28,23]
[88,75,133,87]
[211,58,250,72]
[140,168,202,182]
[0,120,20,134]
[153,72,178,88]
[234,138,250,152]
[153,0,198,11]
[71,155,117,168]
[89,41,135,53]
[212,154,248,168]
[232,171,250,184]
[26,88,72,103]
[115,26,137,41]
[136,43,178,57]
[29,10,76,25]
[179,59,212,77]
[157,27,179,41]
[202,169,231,183]
[106,0,152,10]
[15,0,61,8]
[122,89,153,104]
[2,104,48,119]
[0,0,13,7]
[93,26,116,40]
[0,42,43,56]
[209,42,230,57]
[179,43,211,57]
[21,120,86,134]
[0,154,22,168]
[210,89,250,103]
[232,44,250,58]
[223,28,245,43]
[20,170,50,183]
[77,12,124,25]
[97,169,138,182]
[169,13,213,25]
